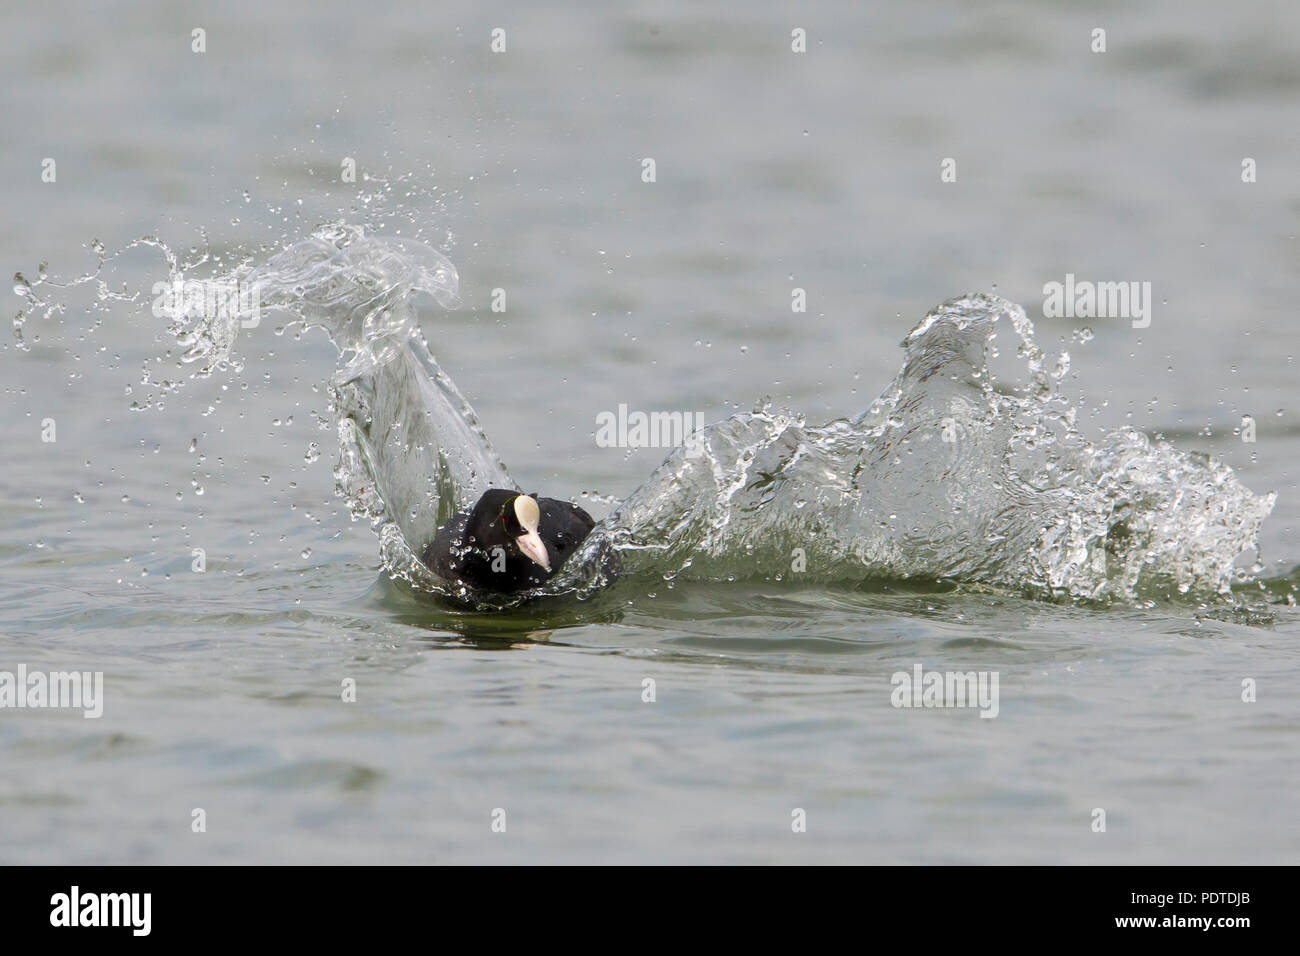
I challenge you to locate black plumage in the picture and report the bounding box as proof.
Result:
[421,488,597,592]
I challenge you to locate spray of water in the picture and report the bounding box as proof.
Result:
[16,224,1277,610]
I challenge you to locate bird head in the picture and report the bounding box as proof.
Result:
[498,493,550,571]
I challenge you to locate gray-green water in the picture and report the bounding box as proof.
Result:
[2,0,1297,863]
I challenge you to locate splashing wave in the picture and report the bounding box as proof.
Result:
[27,224,1276,609]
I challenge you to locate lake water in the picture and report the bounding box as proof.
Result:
[1,0,1297,864]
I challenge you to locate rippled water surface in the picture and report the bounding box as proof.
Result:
[2,0,1298,863]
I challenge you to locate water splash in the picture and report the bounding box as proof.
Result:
[13,237,176,353]
[19,225,1277,610]
[557,294,1275,605]
[161,223,520,599]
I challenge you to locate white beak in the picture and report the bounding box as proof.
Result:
[516,529,551,571]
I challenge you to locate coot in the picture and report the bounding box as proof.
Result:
[421,488,597,592]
